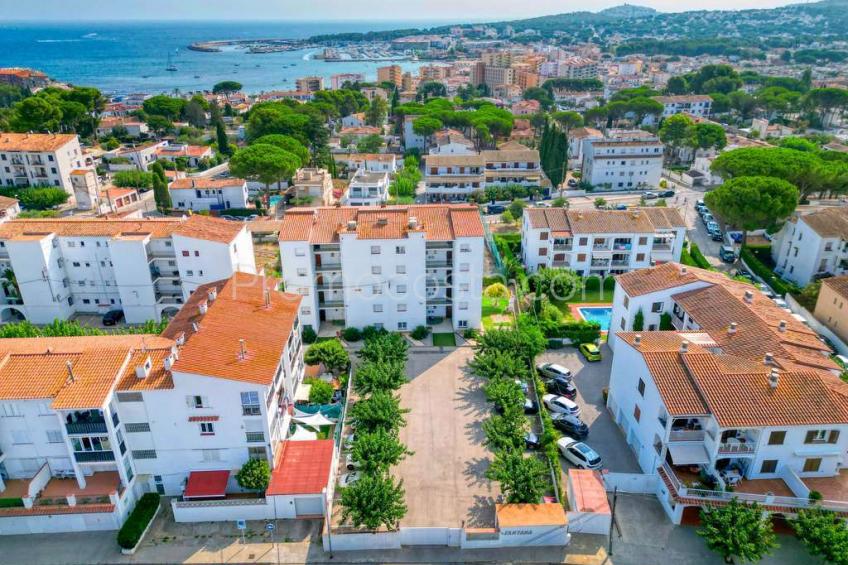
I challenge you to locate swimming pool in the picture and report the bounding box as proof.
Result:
[576,306,613,331]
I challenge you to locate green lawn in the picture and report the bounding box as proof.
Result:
[432,332,457,347]
[481,296,513,331]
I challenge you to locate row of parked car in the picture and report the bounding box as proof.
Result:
[534,363,603,470]
[695,199,724,242]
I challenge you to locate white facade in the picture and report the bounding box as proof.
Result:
[647,95,712,124]
[521,208,686,276]
[279,205,485,332]
[110,141,168,172]
[341,170,390,207]
[169,178,249,212]
[0,217,256,324]
[0,133,93,197]
[771,208,848,287]
[582,132,664,190]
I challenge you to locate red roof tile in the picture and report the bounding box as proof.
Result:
[184,470,230,499]
[267,440,334,496]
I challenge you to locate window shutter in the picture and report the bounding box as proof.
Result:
[828,430,840,444]
[804,431,816,444]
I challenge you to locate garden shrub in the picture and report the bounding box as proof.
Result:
[301,326,317,344]
[410,325,430,340]
[342,327,362,342]
[305,377,334,404]
[117,493,161,549]
[741,246,798,296]
[484,283,510,298]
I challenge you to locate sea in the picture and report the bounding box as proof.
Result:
[0,20,447,96]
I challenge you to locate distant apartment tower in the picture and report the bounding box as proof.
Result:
[582,130,664,190]
[377,65,403,88]
[0,67,49,90]
[472,64,516,89]
[330,73,365,89]
[295,76,324,93]
[0,133,93,198]
[279,205,485,332]
[481,50,513,68]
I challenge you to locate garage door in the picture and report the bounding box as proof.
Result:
[294,496,323,517]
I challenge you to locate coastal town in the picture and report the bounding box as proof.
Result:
[1,1,848,564]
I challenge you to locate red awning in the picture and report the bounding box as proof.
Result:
[188,415,220,422]
[183,470,230,499]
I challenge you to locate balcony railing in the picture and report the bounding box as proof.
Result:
[427,297,452,305]
[669,429,706,442]
[553,244,573,251]
[426,279,450,287]
[74,451,115,463]
[314,263,342,273]
[426,260,451,268]
[718,441,756,455]
[652,243,673,251]
[66,421,108,435]
[246,432,265,443]
[319,300,345,308]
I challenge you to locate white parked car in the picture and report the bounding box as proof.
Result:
[339,472,361,487]
[515,379,529,394]
[345,453,360,471]
[543,394,581,416]
[536,363,572,381]
[557,437,602,470]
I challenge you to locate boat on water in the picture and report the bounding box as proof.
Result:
[194,75,201,79]
[166,53,177,72]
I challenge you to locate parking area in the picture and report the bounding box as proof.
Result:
[394,348,501,528]
[537,343,641,474]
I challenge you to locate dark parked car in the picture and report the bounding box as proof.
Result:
[524,431,542,450]
[486,204,506,215]
[660,190,675,198]
[719,245,736,263]
[551,413,589,439]
[546,376,577,399]
[102,310,125,326]
[524,398,539,415]
[567,178,578,187]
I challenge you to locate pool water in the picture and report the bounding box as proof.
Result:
[577,307,613,331]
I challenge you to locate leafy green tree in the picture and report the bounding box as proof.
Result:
[183,99,207,128]
[142,95,186,121]
[212,80,243,94]
[659,114,695,157]
[9,96,62,132]
[633,308,644,331]
[522,86,554,110]
[0,84,28,109]
[486,450,549,504]
[251,134,309,166]
[475,326,546,366]
[358,332,408,363]
[356,134,384,154]
[594,197,607,208]
[339,473,407,531]
[112,170,154,189]
[791,507,848,565]
[804,87,848,125]
[531,268,580,301]
[412,116,443,138]
[483,378,524,412]
[350,429,413,474]
[710,147,820,197]
[152,173,172,211]
[229,144,299,190]
[365,96,388,126]
[416,81,447,101]
[215,120,232,156]
[146,114,174,136]
[303,339,350,373]
[304,377,334,404]
[348,391,409,435]
[705,176,798,235]
[469,350,528,382]
[691,122,727,151]
[665,75,689,95]
[698,499,777,564]
[482,406,527,452]
[354,361,407,395]
[728,91,757,119]
[235,458,271,491]
[508,198,526,220]
[551,110,584,134]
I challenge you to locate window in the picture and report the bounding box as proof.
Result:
[636,253,645,262]
[637,378,645,397]
[638,237,648,245]
[579,237,588,246]
[633,404,641,422]
[577,253,586,262]
[187,395,207,408]
[46,430,64,443]
[397,321,407,330]
[371,246,381,255]
[297,268,307,276]
[396,265,406,274]
[200,422,215,435]
[125,422,151,433]
[132,450,157,459]
[803,458,822,473]
[194,251,199,257]
[185,270,194,277]
[246,431,265,443]
[241,391,261,416]
[295,248,306,257]
[301,307,311,316]
[620,317,626,330]
[460,243,471,252]
[0,403,22,417]
[760,460,778,474]
[396,284,407,294]
[539,248,548,256]
[182,250,190,257]
[804,430,836,444]
[373,304,383,313]
[460,263,469,272]
[372,266,382,275]
[458,320,468,328]
[768,431,786,445]
[201,449,220,461]
[395,246,405,254]
[248,446,266,460]
[459,301,469,310]
[623,296,629,309]
[397,304,407,312]
[540,232,549,241]
[651,302,663,313]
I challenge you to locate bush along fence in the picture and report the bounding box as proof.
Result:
[471,322,562,504]
[117,493,161,553]
[337,331,411,532]
[740,246,799,297]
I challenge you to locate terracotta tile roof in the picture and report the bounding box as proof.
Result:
[616,262,726,297]
[0,195,18,209]
[279,205,484,243]
[0,133,78,153]
[653,95,713,104]
[51,349,132,410]
[525,208,684,234]
[172,215,246,244]
[424,154,484,167]
[154,145,212,158]
[525,208,571,233]
[798,207,848,240]
[481,148,541,162]
[267,439,334,496]
[569,127,604,139]
[115,348,176,392]
[619,332,848,427]
[339,126,381,136]
[162,273,301,385]
[822,275,848,302]
[495,503,567,528]
[169,178,246,190]
[568,470,611,514]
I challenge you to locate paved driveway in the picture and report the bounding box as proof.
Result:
[538,343,640,474]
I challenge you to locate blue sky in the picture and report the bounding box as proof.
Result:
[0,0,800,21]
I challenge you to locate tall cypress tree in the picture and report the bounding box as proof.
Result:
[216,120,231,156]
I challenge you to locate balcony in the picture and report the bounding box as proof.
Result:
[74,451,115,463]
[315,283,342,291]
[426,278,450,288]
[718,440,756,455]
[426,259,451,268]
[318,300,345,308]
[669,429,706,442]
[553,243,573,251]
[427,296,452,305]
[314,263,342,273]
[66,421,108,435]
[652,242,673,252]
[426,242,453,250]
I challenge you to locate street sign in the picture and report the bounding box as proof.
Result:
[265,522,276,531]
[236,519,247,530]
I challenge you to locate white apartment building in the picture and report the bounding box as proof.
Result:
[291,168,334,205]
[341,170,390,206]
[429,131,476,155]
[0,216,256,324]
[109,141,168,172]
[568,127,604,169]
[153,144,214,169]
[582,131,664,190]
[643,95,713,125]
[0,273,306,533]
[333,154,398,175]
[0,133,93,197]
[279,205,485,332]
[609,330,848,525]
[771,207,848,287]
[330,73,365,90]
[521,208,686,276]
[169,178,249,212]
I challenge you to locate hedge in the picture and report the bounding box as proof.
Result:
[117,493,160,549]
[0,498,24,508]
[688,243,712,270]
[740,246,797,297]
[548,320,601,344]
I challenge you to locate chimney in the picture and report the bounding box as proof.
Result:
[634,333,642,346]
[347,220,357,230]
[264,287,272,308]
[198,300,208,315]
[377,217,388,226]
[728,322,738,335]
[680,266,688,275]
[191,322,200,333]
[135,356,152,379]
[778,320,787,333]
[164,354,174,371]
[768,368,780,389]
[239,339,247,360]
[744,290,754,304]
[175,331,186,346]
[66,360,75,383]
[679,340,689,354]
[631,210,641,218]
[764,352,774,365]
[208,288,217,302]
[408,216,418,229]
